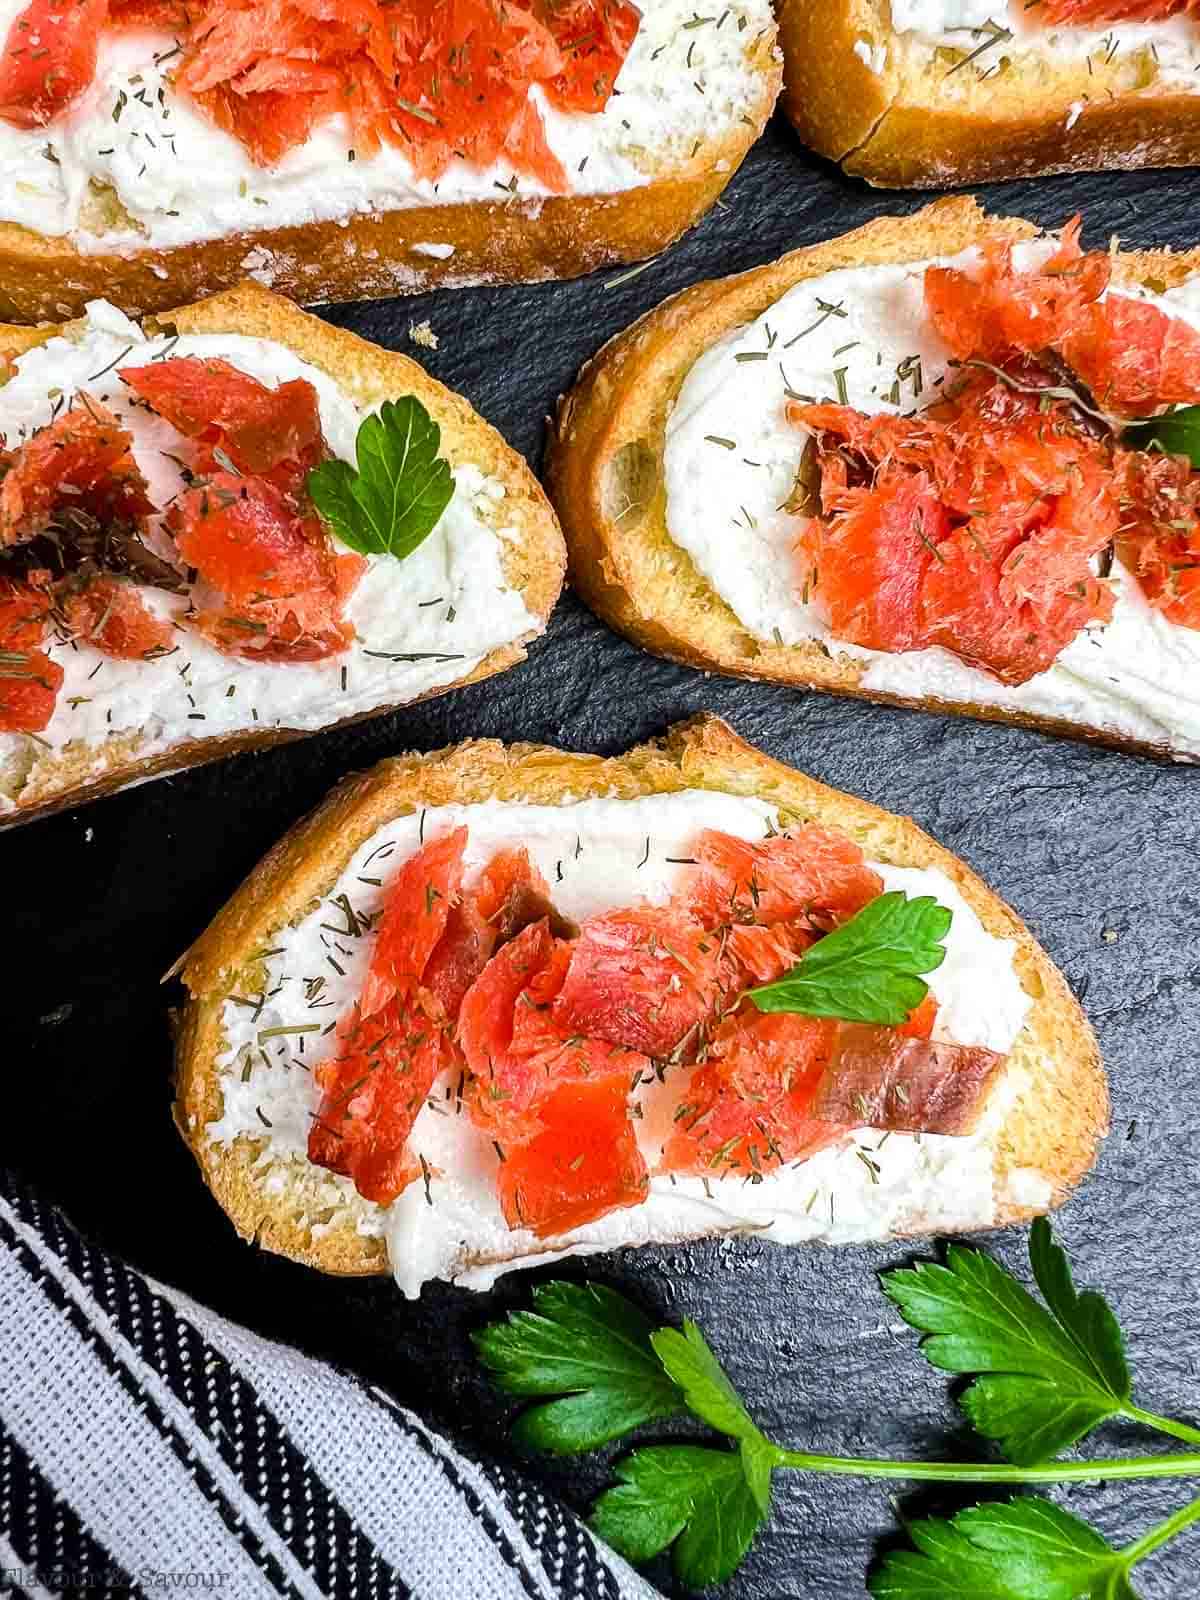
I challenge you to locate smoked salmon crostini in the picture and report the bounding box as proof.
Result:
[0,284,564,822]
[174,716,1105,1295]
[550,198,1200,762]
[0,0,780,321]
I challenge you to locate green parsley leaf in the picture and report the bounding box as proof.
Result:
[739,1434,778,1517]
[471,1282,684,1455]
[307,396,454,560]
[1123,405,1200,468]
[650,1322,768,1446]
[748,891,952,1025]
[882,1219,1131,1465]
[956,1501,1138,1600]
[590,1446,767,1588]
[1028,1216,1131,1403]
[651,1321,780,1513]
[869,1498,1136,1600]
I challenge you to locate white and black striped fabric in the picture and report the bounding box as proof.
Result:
[0,1172,659,1600]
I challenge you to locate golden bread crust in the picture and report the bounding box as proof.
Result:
[776,0,1200,186]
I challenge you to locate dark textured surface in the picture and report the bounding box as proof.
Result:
[4,119,1200,1597]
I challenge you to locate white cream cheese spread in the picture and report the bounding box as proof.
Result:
[885,1,1200,89]
[0,299,538,797]
[0,0,773,254]
[662,242,1200,758]
[206,790,1034,1297]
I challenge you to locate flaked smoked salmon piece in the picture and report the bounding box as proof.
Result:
[461,921,647,1142]
[662,1010,841,1179]
[795,371,1118,683]
[0,575,62,732]
[308,994,451,1205]
[0,0,107,129]
[0,404,152,548]
[552,905,732,1059]
[683,828,883,931]
[121,357,327,500]
[497,1075,649,1238]
[59,577,174,660]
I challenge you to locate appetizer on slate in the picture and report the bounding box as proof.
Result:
[778,0,1200,186]
[0,0,780,322]
[0,285,563,824]
[550,198,1200,760]
[175,716,1105,1296]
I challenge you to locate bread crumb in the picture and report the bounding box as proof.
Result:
[409,319,439,351]
[1102,928,1119,944]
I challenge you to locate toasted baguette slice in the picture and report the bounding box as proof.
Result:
[0,284,565,825]
[0,5,780,325]
[548,196,1200,762]
[174,714,1106,1283]
[776,0,1200,186]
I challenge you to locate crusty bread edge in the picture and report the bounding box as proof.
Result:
[0,28,781,325]
[173,713,1107,1280]
[546,194,1200,764]
[0,282,567,826]
[776,0,1200,187]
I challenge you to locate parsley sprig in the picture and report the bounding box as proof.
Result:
[749,891,951,1025]
[308,395,454,559]
[475,1221,1200,1593]
[475,1282,682,1453]
[884,1215,1134,1464]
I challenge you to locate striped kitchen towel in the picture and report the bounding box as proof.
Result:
[0,1171,658,1600]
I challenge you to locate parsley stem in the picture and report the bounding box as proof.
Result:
[1121,1493,1200,1567]
[1123,1405,1200,1449]
[774,1449,1200,1484]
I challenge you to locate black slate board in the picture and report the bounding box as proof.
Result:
[5,119,1200,1599]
